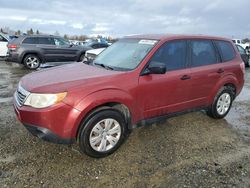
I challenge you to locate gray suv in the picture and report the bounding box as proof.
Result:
[6,35,109,70]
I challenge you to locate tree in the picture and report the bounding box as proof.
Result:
[36,30,40,35]
[0,28,3,33]
[27,28,34,35]
[54,31,60,36]
[63,34,69,39]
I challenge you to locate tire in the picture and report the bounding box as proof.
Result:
[78,109,128,158]
[23,54,41,70]
[246,58,250,67]
[207,86,234,119]
[79,53,85,62]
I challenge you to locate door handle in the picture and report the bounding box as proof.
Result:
[180,75,191,80]
[217,68,224,74]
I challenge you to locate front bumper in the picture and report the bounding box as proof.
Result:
[14,100,82,144]
[24,124,75,144]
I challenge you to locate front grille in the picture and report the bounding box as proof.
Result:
[15,85,30,106]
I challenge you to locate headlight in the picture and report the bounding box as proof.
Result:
[24,92,67,108]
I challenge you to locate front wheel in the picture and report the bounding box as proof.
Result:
[23,54,41,70]
[207,86,234,119]
[78,109,128,158]
[246,58,250,67]
[78,53,85,62]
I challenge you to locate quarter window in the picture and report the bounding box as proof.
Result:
[22,37,38,44]
[190,40,217,67]
[215,41,235,62]
[150,40,187,71]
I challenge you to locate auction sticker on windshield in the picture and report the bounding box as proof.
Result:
[138,40,158,45]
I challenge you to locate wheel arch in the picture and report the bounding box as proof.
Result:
[208,75,238,104]
[21,51,44,64]
[75,102,132,141]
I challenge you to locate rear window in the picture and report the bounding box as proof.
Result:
[215,41,235,62]
[22,37,38,44]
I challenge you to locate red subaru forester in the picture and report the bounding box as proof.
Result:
[14,34,245,158]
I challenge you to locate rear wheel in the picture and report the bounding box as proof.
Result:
[23,54,41,70]
[207,86,234,119]
[78,109,128,158]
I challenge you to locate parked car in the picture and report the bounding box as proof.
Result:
[6,35,106,70]
[82,40,109,49]
[236,44,250,67]
[14,34,244,158]
[0,33,9,57]
[232,39,250,49]
[83,47,106,63]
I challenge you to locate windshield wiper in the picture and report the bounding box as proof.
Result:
[94,63,114,70]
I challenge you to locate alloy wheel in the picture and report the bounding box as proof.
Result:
[89,118,121,152]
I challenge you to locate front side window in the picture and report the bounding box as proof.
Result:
[215,41,235,62]
[54,38,70,46]
[149,40,187,71]
[93,38,158,71]
[22,37,38,44]
[232,40,236,43]
[190,40,217,67]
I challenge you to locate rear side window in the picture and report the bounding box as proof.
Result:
[22,37,38,44]
[215,41,235,62]
[190,40,217,67]
[38,37,55,45]
[150,40,187,71]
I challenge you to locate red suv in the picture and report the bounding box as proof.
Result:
[14,34,245,158]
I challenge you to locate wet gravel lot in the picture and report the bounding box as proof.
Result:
[0,61,249,188]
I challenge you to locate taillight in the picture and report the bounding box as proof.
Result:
[7,44,17,50]
[240,62,245,74]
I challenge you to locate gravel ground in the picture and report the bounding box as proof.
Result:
[0,61,249,188]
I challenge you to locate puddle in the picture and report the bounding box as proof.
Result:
[0,97,13,103]
[236,87,250,102]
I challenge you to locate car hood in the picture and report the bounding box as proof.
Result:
[86,48,106,55]
[20,62,123,93]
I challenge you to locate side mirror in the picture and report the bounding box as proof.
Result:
[141,62,166,76]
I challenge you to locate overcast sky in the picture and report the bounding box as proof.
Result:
[0,0,249,38]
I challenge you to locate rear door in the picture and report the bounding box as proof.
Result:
[0,34,8,56]
[188,39,223,107]
[138,40,192,119]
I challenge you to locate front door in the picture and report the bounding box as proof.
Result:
[137,40,192,119]
[53,37,78,61]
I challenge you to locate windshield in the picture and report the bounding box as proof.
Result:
[93,38,158,71]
